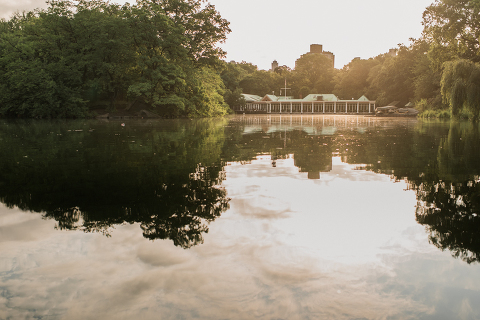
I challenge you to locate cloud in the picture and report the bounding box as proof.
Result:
[2,203,479,320]
[136,241,190,267]
[0,212,53,243]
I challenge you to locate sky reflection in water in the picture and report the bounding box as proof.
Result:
[1,117,480,319]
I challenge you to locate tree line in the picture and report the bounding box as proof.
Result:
[1,0,480,119]
[222,0,480,120]
[0,0,231,118]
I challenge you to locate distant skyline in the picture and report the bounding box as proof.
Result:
[1,0,434,69]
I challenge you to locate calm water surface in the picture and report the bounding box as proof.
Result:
[1,115,480,319]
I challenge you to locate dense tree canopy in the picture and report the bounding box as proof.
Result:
[0,0,231,118]
[422,0,480,117]
[293,53,336,97]
[441,59,480,119]
[423,0,480,67]
[334,57,381,100]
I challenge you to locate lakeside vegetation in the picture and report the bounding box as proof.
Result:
[1,0,480,119]
[0,0,231,118]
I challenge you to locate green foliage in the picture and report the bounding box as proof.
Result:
[419,108,452,119]
[219,60,252,109]
[222,87,244,110]
[411,40,445,109]
[438,109,453,119]
[220,61,249,91]
[0,8,87,118]
[415,98,430,113]
[441,59,480,120]
[185,67,229,117]
[179,0,480,120]
[408,0,480,119]
[238,70,283,97]
[293,53,336,95]
[144,0,230,66]
[368,45,418,107]
[0,0,231,118]
[423,0,480,69]
[334,57,380,100]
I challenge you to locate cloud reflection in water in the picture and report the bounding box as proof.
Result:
[1,155,480,319]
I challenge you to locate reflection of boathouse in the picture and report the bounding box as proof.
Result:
[236,94,376,114]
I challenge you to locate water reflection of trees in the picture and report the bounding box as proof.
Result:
[0,119,230,248]
[413,122,480,263]
[233,119,480,263]
[415,180,480,263]
[2,117,480,259]
[338,121,480,264]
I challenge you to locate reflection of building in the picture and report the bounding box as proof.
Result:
[296,44,335,68]
[306,161,334,179]
[308,172,320,179]
[236,93,375,114]
[294,145,333,180]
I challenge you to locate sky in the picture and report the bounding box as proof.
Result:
[0,0,434,69]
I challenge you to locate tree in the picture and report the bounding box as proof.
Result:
[125,0,231,116]
[185,67,229,116]
[0,7,88,118]
[139,0,231,65]
[219,61,249,108]
[422,0,480,69]
[0,0,231,118]
[334,57,380,100]
[238,70,282,97]
[293,53,335,96]
[411,40,444,110]
[368,46,417,107]
[73,0,137,108]
[125,1,189,115]
[441,59,480,120]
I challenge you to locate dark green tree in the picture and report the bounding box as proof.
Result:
[368,45,417,107]
[441,59,480,120]
[334,57,380,100]
[0,0,231,118]
[73,0,137,108]
[144,0,230,66]
[238,70,283,97]
[293,53,336,97]
[412,39,444,111]
[0,7,88,118]
[219,61,249,108]
[422,0,480,69]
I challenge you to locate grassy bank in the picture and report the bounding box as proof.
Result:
[419,108,475,120]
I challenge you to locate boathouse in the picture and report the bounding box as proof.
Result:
[236,93,376,114]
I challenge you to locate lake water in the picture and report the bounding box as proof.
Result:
[1,115,480,320]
